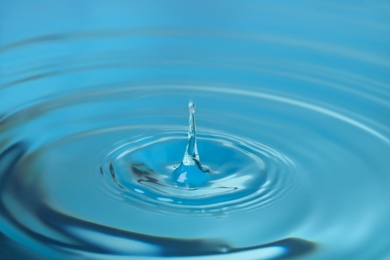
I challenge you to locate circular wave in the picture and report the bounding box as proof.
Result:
[1,11,389,258]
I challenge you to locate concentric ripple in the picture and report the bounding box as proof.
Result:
[99,129,298,211]
[1,81,389,259]
[0,87,313,258]
[1,2,390,258]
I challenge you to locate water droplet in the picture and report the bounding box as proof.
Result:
[172,102,210,187]
[183,100,200,166]
[188,100,196,114]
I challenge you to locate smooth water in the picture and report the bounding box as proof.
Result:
[1,1,390,259]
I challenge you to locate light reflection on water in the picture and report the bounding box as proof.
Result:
[1,1,390,260]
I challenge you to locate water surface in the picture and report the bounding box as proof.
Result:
[1,1,390,259]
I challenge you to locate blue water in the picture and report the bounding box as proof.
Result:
[1,1,390,259]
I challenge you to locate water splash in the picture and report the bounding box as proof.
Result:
[1,1,390,257]
[172,102,210,187]
[183,101,200,166]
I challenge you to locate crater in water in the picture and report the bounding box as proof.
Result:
[97,101,300,215]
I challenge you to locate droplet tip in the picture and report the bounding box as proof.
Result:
[188,101,196,114]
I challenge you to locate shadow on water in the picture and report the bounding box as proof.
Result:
[0,144,317,259]
[0,142,44,260]
[36,205,316,258]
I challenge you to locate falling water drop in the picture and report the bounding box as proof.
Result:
[172,101,210,187]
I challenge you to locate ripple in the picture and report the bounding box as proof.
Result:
[97,130,299,213]
[1,80,389,254]
[1,5,390,257]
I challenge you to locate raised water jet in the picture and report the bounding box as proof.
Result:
[172,101,211,187]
